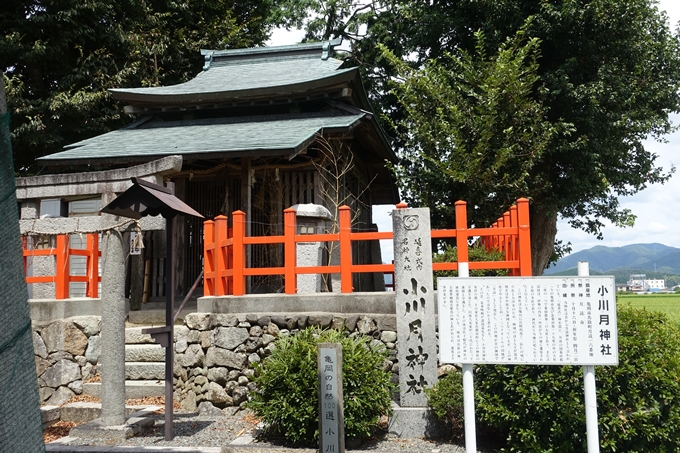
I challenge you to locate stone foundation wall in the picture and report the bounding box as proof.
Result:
[173,312,400,413]
[32,316,101,405]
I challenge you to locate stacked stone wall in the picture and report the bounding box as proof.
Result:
[173,312,400,414]
[32,316,101,405]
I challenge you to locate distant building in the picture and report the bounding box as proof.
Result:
[627,274,665,291]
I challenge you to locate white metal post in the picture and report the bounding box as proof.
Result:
[578,261,599,453]
[458,262,477,453]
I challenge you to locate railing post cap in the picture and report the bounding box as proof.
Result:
[233,210,245,215]
[214,214,228,220]
[396,202,408,209]
[516,197,530,203]
[455,200,467,206]
[284,207,296,213]
[338,205,350,211]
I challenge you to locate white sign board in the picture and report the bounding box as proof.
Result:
[438,276,618,366]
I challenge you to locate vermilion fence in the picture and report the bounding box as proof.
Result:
[204,198,532,296]
[22,234,101,299]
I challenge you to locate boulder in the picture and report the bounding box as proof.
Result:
[185,313,211,331]
[205,347,247,370]
[198,401,225,416]
[211,327,249,350]
[33,331,48,359]
[182,344,205,368]
[207,367,229,385]
[46,386,75,406]
[42,359,82,388]
[42,321,88,356]
[204,382,233,408]
[357,316,376,335]
[71,316,101,337]
[85,335,101,364]
[208,314,239,329]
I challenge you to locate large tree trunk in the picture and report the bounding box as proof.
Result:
[529,205,558,276]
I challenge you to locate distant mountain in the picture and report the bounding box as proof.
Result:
[544,243,680,275]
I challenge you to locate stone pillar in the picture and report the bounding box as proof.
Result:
[100,229,127,426]
[392,207,437,407]
[292,204,333,293]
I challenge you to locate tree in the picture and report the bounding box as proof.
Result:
[1,0,275,174]
[284,0,680,274]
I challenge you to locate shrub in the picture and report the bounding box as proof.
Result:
[246,327,395,444]
[425,368,465,439]
[497,306,680,451]
[426,305,680,452]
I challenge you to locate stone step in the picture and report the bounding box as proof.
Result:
[125,362,165,380]
[83,380,165,399]
[124,327,156,345]
[125,344,165,362]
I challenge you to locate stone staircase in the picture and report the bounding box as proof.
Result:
[83,327,165,399]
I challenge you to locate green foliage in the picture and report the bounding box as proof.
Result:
[425,369,464,440]
[382,28,563,233]
[426,305,680,452]
[1,0,274,174]
[283,0,680,273]
[247,327,395,444]
[432,244,508,288]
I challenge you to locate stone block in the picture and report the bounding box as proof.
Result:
[125,362,165,380]
[184,313,211,330]
[71,316,101,337]
[33,331,48,358]
[85,335,101,364]
[42,359,82,388]
[205,347,247,370]
[209,314,239,329]
[124,344,165,362]
[211,327,249,350]
[42,320,88,356]
[388,405,445,439]
[124,327,155,344]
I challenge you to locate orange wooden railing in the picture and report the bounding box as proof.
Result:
[204,198,532,296]
[22,234,101,299]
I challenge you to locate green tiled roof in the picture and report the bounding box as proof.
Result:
[37,112,366,164]
[109,41,356,105]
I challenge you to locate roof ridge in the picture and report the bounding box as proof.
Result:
[201,38,342,70]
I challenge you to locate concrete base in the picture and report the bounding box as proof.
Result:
[83,380,165,399]
[198,292,399,314]
[68,406,159,440]
[388,404,446,439]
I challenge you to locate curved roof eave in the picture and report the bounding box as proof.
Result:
[109,68,358,106]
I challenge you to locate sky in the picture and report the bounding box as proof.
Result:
[268,1,680,263]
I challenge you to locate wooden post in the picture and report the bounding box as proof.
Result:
[203,219,215,296]
[55,234,69,299]
[87,234,99,298]
[241,157,252,293]
[455,201,469,266]
[516,198,532,276]
[232,211,246,295]
[215,215,228,296]
[509,205,518,276]
[339,205,352,293]
[284,208,297,294]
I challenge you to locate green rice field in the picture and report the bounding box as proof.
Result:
[617,293,680,328]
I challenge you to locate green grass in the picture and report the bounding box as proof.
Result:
[617,293,680,329]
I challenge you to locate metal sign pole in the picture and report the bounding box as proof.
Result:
[578,262,599,453]
[458,262,477,453]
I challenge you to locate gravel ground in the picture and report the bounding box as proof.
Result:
[53,407,496,453]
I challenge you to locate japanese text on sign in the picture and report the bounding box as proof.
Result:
[437,276,618,366]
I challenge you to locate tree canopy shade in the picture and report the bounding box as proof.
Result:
[296,0,680,274]
[1,0,274,174]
